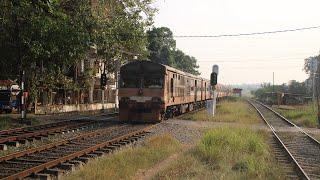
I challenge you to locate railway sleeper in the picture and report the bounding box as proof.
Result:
[41,168,64,179]
[0,144,8,150]
[92,151,105,156]
[83,153,98,158]
[6,141,20,147]
[31,173,52,180]
[18,139,29,145]
[56,163,75,171]
[68,160,84,167]
[74,157,90,163]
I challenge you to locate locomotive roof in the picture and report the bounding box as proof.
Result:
[122,60,210,81]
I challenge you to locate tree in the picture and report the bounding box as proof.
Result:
[0,0,156,103]
[174,50,200,75]
[287,80,307,95]
[94,0,156,68]
[147,27,176,65]
[147,27,200,75]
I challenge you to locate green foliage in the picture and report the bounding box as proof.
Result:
[275,104,318,127]
[181,98,261,124]
[304,55,319,75]
[147,27,200,75]
[94,0,156,71]
[174,49,200,76]
[155,128,284,179]
[252,81,309,104]
[0,0,156,102]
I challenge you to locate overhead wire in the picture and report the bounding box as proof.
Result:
[171,25,320,38]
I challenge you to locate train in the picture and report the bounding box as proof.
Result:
[118,60,230,123]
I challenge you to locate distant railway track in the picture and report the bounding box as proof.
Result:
[0,123,154,179]
[0,120,98,148]
[249,100,320,180]
[0,113,119,148]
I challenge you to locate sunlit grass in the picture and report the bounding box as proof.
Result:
[274,103,318,128]
[63,134,181,180]
[154,127,284,180]
[181,99,261,124]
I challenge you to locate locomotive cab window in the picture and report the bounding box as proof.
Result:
[144,76,164,89]
[120,77,141,88]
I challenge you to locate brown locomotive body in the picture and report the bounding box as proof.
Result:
[119,60,214,123]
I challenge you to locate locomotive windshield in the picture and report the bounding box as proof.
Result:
[144,76,163,89]
[120,76,163,89]
[120,76,141,88]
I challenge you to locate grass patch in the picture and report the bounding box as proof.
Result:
[63,134,181,180]
[154,127,284,179]
[0,116,40,130]
[274,103,318,128]
[181,99,261,124]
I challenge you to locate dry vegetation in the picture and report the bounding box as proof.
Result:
[181,98,261,124]
[154,127,284,180]
[274,104,318,128]
[63,134,181,180]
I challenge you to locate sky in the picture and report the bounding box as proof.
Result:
[152,0,320,85]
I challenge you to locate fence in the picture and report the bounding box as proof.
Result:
[35,87,117,114]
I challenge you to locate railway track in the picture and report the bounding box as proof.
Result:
[0,115,117,149]
[0,123,154,179]
[249,100,320,180]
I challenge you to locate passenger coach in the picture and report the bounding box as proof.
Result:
[119,60,212,123]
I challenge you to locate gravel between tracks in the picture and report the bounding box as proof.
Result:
[147,120,204,145]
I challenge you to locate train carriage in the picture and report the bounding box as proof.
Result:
[119,60,213,123]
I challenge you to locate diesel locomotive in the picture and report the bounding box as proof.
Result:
[118,60,218,123]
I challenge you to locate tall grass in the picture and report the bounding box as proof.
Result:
[182,99,261,124]
[63,134,181,180]
[275,103,318,128]
[155,127,284,179]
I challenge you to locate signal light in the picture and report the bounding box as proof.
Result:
[210,72,218,86]
[101,73,108,87]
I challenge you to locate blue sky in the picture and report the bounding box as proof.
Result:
[153,0,320,84]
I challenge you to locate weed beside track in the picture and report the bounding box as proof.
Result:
[63,134,181,180]
[181,99,261,124]
[154,127,284,179]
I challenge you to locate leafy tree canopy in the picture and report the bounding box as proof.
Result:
[0,0,156,101]
[147,27,200,75]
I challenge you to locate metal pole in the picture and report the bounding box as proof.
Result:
[273,72,275,93]
[272,72,275,105]
[21,70,26,120]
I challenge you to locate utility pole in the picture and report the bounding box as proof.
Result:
[316,54,320,127]
[13,0,26,121]
[273,72,275,105]
[21,71,26,120]
[273,72,275,93]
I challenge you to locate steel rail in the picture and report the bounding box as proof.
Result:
[0,121,95,144]
[0,112,118,136]
[0,122,120,162]
[254,100,320,146]
[0,124,156,179]
[0,119,90,135]
[248,100,310,180]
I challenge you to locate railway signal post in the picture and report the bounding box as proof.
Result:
[207,65,219,116]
